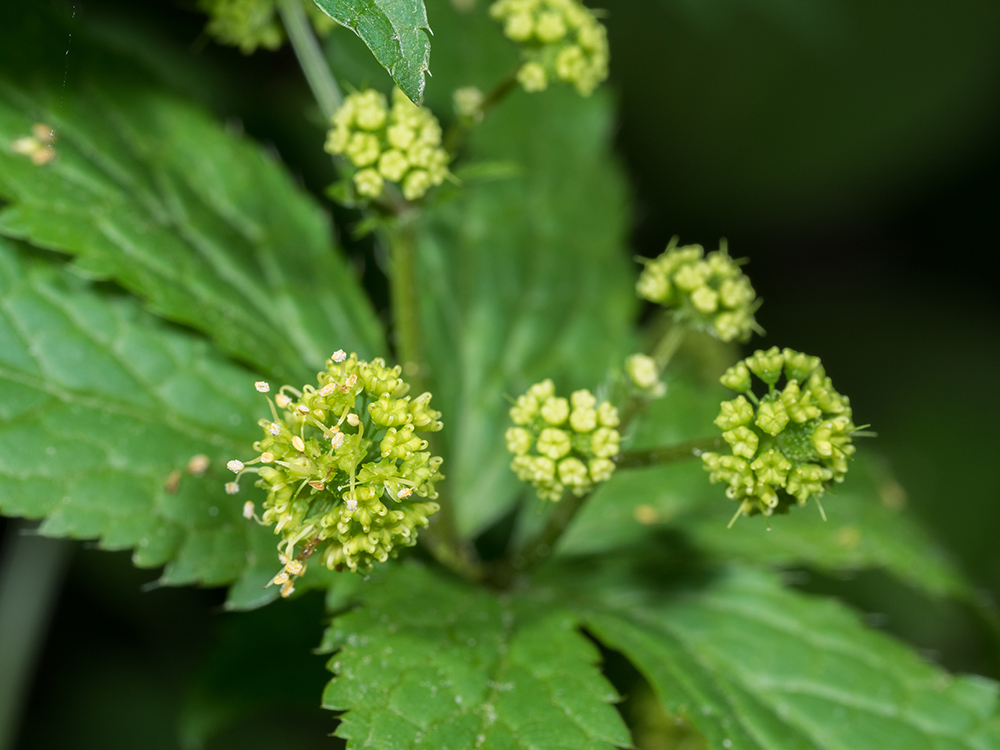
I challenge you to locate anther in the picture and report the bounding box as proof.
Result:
[225,482,240,495]
[346,413,360,427]
[242,500,254,518]
[187,454,210,475]
[291,436,305,452]
[268,423,281,436]
[260,452,274,463]
[332,349,347,363]
[397,487,413,499]
[255,381,270,393]
[226,459,245,473]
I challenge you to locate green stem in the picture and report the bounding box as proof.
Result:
[388,220,425,387]
[501,436,719,584]
[615,436,723,469]
[652,321,686,370]
[278,0,342,120]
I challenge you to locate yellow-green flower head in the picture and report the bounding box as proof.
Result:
[636,238,761,343]
[198,0,335,54]
[701,347,860,522]
[227,353,443,585]
[325,88,451,201]
[507,379,621,501]
[489,0,609,96]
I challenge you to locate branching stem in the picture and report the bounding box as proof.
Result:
[278,0,342,120]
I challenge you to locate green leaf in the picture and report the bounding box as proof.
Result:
[0,49,384,383]
[582,567,1000,750]
[0,239,270,586]
[416,88,637,537]
[313,0,431,103]
[321,563,631,749]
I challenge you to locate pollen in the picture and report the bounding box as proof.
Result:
[254,381,271,393]
[272,571,289,586]
[345,497,358,512]
[319,383,336,396]
[268,422,282,436]
[397,487,413,499]
[227,459,245,473]
[187,454,210,475]
[330,432,345,449]
[280,580,296,598]
[345,374,358,388]
[286,559,304,576]
[332,349,347,363]
[225,482,240,495]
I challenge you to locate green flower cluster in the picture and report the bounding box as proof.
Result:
[701,347,859,522]
[325,88,450,201]
[198,0,334,54]
[227,352,443,589]
[636,239,760,343]
[506,380,621,501]
[489,0,609,96]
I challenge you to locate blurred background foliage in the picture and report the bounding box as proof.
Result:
[0,0,998,747]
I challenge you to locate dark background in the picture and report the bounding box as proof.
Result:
[1,0,998,747]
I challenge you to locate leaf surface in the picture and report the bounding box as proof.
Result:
[0,239,271,586]
[313,0,431,103]
[581,567,1000,750]
[321,564,631,749]
[0,58,384,383]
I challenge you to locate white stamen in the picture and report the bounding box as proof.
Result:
[332,349,347,363]
[268,423,281,436]
[319,383,336,396]
[260,452,274,463]
[242,500,254,518]
[272,571,289,586]
[330,432,345,449]
[280,580,295,598]
[345,497,358,512]
[397,487,413,500]
[286,559,304,575]
[346,413,360,427]
[296,404,311,415]
[255,381,270,393]
[225,482,240,495]
[345,374,358,388]
[291,436,305,452]
[226,459,245,473]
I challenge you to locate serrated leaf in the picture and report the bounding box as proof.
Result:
[313,0,431,103]
[321,564,631,749]
[0,239,269,586]
[582,567,1000,750]
[0,37,384,383]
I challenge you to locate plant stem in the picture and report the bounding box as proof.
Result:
[388,220,425,387]
[615,436,723,469]
[278,0,342,120]
[652,320,685,370]
[498,437,719,584]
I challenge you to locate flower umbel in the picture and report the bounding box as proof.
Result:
[490,0,609,96]
[637,238,761,343]
[227,354,444,586]
[325,88,450,202]
[507,379,621,501]
[701,347,861,523]
[198,0,334,53]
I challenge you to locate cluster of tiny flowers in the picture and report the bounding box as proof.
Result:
[701,347,859,523]
[489,0,609,96]
[506,379,621,501]
[10,123,56,166]
[227,351,444,592]
[637,239,761,343]
[325,88,450,201]
[198,0,334,53]
[625,353,665,397]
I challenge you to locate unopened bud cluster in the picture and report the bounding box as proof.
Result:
[701,348,859,521]
[506,379,621,501]
[637,239,760,343]
[228,352,443,589]
[325,88,450,201]
[198,0,334,53]
[490,0,609,96]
